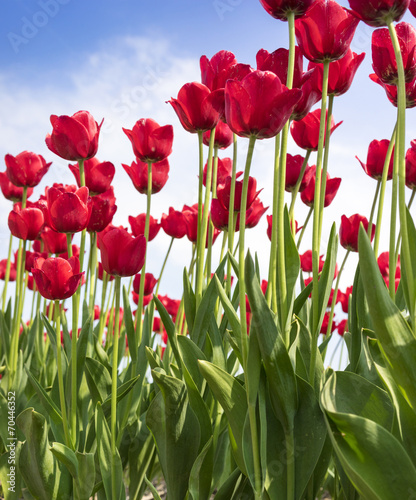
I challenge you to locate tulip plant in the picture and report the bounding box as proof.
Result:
[2,0,416,499]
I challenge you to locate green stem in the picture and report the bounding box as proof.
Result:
[368,181,381,238]
[206,145,219,283]
[88,232,98,315]
[285,428,295,500]
[1,233,14,312]
[326,250,350,337]
[389,134,399,299]
[111,276,121,500]
[288,150,312,223]
[226,133,238,297]
[296,207,314,249]
[195,131,205,304]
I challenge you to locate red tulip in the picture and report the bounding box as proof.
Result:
[133,272,158,296]
[290,71,322,120]
[203,121,233,149]
[245,198,268,229]
[0,172,33,201]
[157,294,180,317]
[308,49,366,96]
[377,251,401,278]
[45,110,102,161]
[129,214,161,241]
[123,118,173,163]
[217,175,260,212]
[356,139,394,180]
[69,157,115,194]
[301,167,341,207]
[122,158,169,194]
[259,0,314,20]
[411,0,416,16]
[200,50,238,91]
[86,188,117,233]
[203,157,233,190]
[98,227,146,277]
[25,250,48,272]
[168,82,223,133]
[161,207,187,238]
[340,214,375,252]
[370,72,416,108]
[211,198,231,231]
[8,206,44,241]
[290,108,342,150]
[38,227,69,255]
[295,0,359,63]
[406,139,416,188]
[256,47,305,88]
[266,215,299,240]
[225,70,301,139]
[182,204,220,245]
[372,23,416,85]
[347,0,410,27]
[285,154,311,192]
[47,185,91,233]
[5,151,51,188]
[300,250,325,273]
[32,256,84,300]
[0,254,17,281]
[338,286,353,313]
[98,261,115,281]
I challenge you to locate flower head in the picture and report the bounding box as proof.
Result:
[347,0,410,27]
[5,151,51,188]
[123,118,173,163]
[32,256,84,300]
[69,157,115,194]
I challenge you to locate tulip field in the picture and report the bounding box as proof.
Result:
[2,0,416,499]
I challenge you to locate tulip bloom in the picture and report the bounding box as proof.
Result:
[45,110,102,161]
[133,272,158,296]
[123,118,173,163]
[129,214,161,241]
[259,0,314,20]
[295,0,359,63]
[411,0,416,16]
[161,207,187,238]
[347,0,410,27]
[203,121,233,149]
[340,214,375,251]
[47,185,91,233]
[300,250,325,273]
[301,168,341,207]
[200,50,238,91]
[405,140,416,188]
[372,23,416,85]
[266,215,299,240]
[0,172,33,201]
[86,188,117,233]
[122,158,169,194]
[217,175,260,212]
[225,70,301,139]
[8,206,44,241]
[69,157,115,194]
[290,109,342,150]
[370,73,416,108]
[203,157,233,190]
[377,251,401,279]
[37,227,69,255]
[32,256,84,300]
[356,139,394,180]
[5,151,51,188]
[285,154,311,192]
[98,227,146,277]
[168,82,223,133]
[211,198,231,231]
[244,198,268,229]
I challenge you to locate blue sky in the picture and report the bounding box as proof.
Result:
[1,1,416,361]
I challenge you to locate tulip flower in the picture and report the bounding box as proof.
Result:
[200,50,238,91]
[32,256,84,300]
[123,118,173,163]
[301,167,341,207]
[372,23,416,85]
[295,0,359,63]
[377,251,401,279]
[86,188,117,233]
[0,172,33,201]
[203,157,233,190]
[285,154,311,192]
[98,227,146,277]
[203,121,233,149]
[161,207,187,238]
[168,82,223,133]
[290,109,342,150]
[129,214,161,241]
[133,272,158,296]
[8,206,44,241]
[38,227,69,255]
[411,0,416,16]
[157,294,181,317]
[45,110,102,161]
[300,250,325,273]
[122,158,169,194]
[338,286,353,313]
[211,198,231,231]
[25,250,48,272]
[259,0,314,20]
[217,175,260,212]
[0,258,17,281]
[224,70,302,139]
[182,204,220,245]
[47,185,91,233]
[340,214,375,252]
[356,139,394,180]
[405,140,416,188]
[370,72,416,108]
[5,151,51,188]
[244,198,268,229]
[69,157,115,194]
[347,0,410,27]
[266,215,299,240]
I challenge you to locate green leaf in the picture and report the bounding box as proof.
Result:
[101,375,140,419]
[74,451,95,500]
[84,357,112,405]
[400,207,416,315]
[0,442,22,500]
[146,370,200,500]
[50,442,78,477]
[143,476,163,500]
[358,226,416,411]
[153,295,182,372]
[214,274,242,356]
[198,360,248,475]
[123,285,137,363]
[183,267,196,333]
[188,436,213,500]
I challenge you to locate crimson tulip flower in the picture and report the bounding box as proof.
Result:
[370,72,416,108]
[217,175,260,212]
[182,204,220,245]
[285,154,311,192]
[37,227,69,255]
[32,256,84,300]
[338,286,353,313]
[8,206,44,241]
[308,49,366,96]
[86,188,117,233]
[168,82,223,133]
[225,70,302,139]
[406,140,416,188]
[47,185,91,233]
[290,109,342,150]
[69,157,115,194]
[5,151,51,188]
[200,50,238,91]
[98,261,114,281]
[203,121,233,149]
[259,0,314,20]
[377,251,401,279]
[295,0,359,63]
[244,198,268,229]
[211,198,231,231]
[203,157,233,190]
[356,139,394,180]
[129,214,161,241]
[266,215,299,240]
[411,0,416,16]
[340,214,375,251]
[300,250,325,273]
[301,167,341,207]
[0,172,33,201]
[372,23,416,85]
[25,250,48,272]
[123,118,173,163]
[157,294,181,317]
[122,158,169,194]
[347,0,410,27]
[45,110,102,161]
[98,227,146,277]
[0,257,17,281]
[133,272,158,296]
[161,207,187,238]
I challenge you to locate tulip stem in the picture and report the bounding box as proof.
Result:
[206,145,219,283]
[226,133,238,297]
[326,250,350,338]
[111,276,121,500]
[2,233,13,312]
[296,207,313,249]
[288,150,312,225]
[368,180,381,238]
[88,231,98,315]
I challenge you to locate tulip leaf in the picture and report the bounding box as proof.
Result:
[358,226,416,411]
[101,375,140,419]
[214,274,242,353]
[146,369,200,500]
[400,207,416,316]
[84,357,112,405]
[128,426,156,500]
[143,476,163,500]
[0,442,23,500]
[321,371,416,499]
[74,451,96,500]
[188,436,213,500]
[245,252,297,430]
[183,267,196,332]
[50,442,78,478]
[122,285,137,363]
[213,468,242,500]
[75,314,92,392]
[153,295,182,372]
